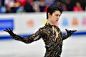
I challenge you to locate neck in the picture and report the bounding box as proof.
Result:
[46,19,55,25]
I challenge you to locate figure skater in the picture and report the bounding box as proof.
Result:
[4,5,77,57]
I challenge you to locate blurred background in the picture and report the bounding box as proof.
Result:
[0,0,86,57]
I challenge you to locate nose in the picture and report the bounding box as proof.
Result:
[57,17,59,19]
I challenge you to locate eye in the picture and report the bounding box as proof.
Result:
[56,14,60,17]
[55,14,58,16]
[56,15,58,16]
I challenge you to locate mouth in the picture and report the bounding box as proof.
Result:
[56,20,58,21]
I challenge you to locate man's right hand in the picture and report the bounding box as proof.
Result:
[4,28,15,36]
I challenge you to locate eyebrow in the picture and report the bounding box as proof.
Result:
[55,14,61,16]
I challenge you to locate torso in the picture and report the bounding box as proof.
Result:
[40,23,63,57]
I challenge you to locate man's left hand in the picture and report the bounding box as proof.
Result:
[65,29,77,34]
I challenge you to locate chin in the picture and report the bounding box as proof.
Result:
[54,22,57,24]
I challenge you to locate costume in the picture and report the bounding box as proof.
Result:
[11,23,72,57]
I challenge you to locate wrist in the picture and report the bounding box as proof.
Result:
[10,33,16,37]
[67,32,72,36]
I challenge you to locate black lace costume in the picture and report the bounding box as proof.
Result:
[11,23,71,57]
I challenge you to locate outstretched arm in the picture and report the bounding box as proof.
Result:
[4,28,43,44]
[62,29,77,40]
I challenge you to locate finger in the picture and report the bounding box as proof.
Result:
[4,29,6,31]
[65,29,67,30]
[74,30,77,32]
[65,29,67,31]
[71,30,77,33]
[11,29,13,31]
[65,29,69,32]
[4,29,8,32]
[73,30,77,32]
[6,28,8,30]
[70,30,71,31]
[9,28,11,30]
[75,30,77,31]
[6,28,9,31]
[9,28,11,31]
[9,28,13,31]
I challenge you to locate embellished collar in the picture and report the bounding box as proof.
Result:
[45,23,57,28]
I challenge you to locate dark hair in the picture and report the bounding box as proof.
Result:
[47,5,62,19]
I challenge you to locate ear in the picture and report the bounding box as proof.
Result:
[48,13,51,18]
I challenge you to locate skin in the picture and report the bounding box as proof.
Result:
[47,10,61,25]
[3,9,77,57]
[46,10,77,34]
[4,10,77,40]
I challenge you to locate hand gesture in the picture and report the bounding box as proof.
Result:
[65,29,77,35]
[4,28,15,36]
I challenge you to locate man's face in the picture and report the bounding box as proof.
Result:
[48,11,61,24]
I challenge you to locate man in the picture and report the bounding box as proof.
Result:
[4,5,77,57]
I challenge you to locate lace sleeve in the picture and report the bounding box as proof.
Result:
[11,28,43,43]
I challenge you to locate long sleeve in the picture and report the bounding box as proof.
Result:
[62,32,71,40]
[56,27,71,40]
[11,28,43,44]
